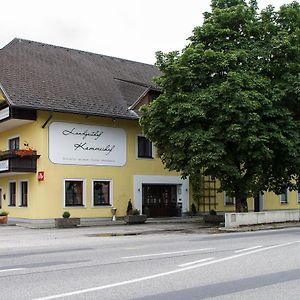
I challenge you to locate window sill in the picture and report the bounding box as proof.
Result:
[93,205,112,208]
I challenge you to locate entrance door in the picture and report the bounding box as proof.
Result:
[142,184,177,217]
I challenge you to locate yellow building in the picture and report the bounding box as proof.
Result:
[0,39,189,224]
[0,39,299,224]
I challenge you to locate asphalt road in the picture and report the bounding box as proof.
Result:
[1,225,300,299]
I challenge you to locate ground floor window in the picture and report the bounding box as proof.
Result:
[20,181,28,207]
[9,182,16,206]
[65,180,85,206]
[93,180,111,206]
[280,189,288,204]
[224,193,235,206]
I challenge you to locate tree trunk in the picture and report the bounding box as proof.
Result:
[235,197,242,212]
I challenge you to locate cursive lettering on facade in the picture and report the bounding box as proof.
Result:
[74,142,116,155]
[62,127,104,140]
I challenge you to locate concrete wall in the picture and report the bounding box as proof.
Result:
[225,210,300,228]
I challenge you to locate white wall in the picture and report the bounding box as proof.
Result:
[225,210,300,227]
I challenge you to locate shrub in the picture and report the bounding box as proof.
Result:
[209,209,217,216]
[132,209,140,215]
[62,211,71,218]
[191,203,197,215]
[0,211,8,216]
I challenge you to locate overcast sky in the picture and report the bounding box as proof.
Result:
[1,0,295,64]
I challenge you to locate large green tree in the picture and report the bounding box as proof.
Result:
[140,0,300,212]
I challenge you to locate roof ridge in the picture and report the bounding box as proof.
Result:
[7,38,156,67]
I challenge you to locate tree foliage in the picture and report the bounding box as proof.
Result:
[140,0,300,211]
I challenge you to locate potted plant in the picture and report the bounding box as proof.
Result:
[55,211,80,228]
[0,211,8,224]
[124,208,147,224]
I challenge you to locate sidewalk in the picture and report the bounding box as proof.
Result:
[5,216,300,235]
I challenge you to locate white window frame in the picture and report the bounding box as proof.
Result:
[224,192,235,206]
[92,179,113,207]
[280,188,288,204]
[63,179,86,208]
[8,180,17,207]
[136,134,155,159]
[19,180,29,207]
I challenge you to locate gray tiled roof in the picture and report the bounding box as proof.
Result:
[0,38,161,119]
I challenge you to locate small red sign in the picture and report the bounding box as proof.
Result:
[38,171,45,181]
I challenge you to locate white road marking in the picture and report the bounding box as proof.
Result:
[121,248,214,259]
[178,257,214,267]
[0,268,25,273]
[33,240,300,300]
[235,245,262,253]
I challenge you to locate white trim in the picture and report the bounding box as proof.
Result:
[224,192,235,206]
[136,134,155,159]
[18,180,29,208]
[63,179,86,208]
[8,180,17,207]
[91,179,113,207]
[133,175,189,213]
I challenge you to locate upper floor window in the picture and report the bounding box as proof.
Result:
[65,180,85,207]
[9,137,19,150]
[137,136,153,159]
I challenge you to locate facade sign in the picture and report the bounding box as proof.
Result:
[0,160,9,172]
[0,107,9,121]
[49,122,127,166]
[38,171,45,181]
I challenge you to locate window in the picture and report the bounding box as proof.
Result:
[224,193,235,206]
[298,191,300,204]
[280,189,288,204]
[137,136,153,158]
[65,180,85,206]
[20,181,28,207]
[93,180,111,206]
[9,182,16,206]
[9,137,19,150]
